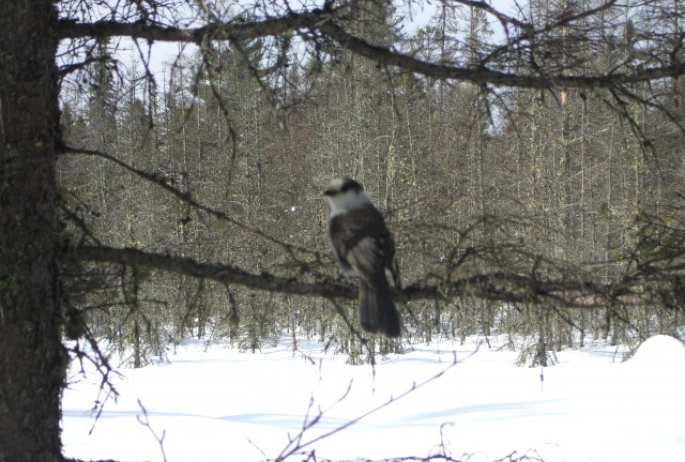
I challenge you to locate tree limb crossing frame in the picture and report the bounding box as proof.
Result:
[74,246,657,310]
[56,3,685,91]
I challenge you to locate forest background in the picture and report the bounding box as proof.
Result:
[56,0,685,369]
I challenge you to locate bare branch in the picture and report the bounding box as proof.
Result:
[318,21,685,89]
[74,245,357,300]
[56,3,685,90]
[56,7,340,43]
[60,146,318,258]
[73,246,658,309]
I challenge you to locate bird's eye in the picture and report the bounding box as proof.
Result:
[341,184,351,192]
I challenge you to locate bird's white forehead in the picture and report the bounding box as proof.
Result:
[326,177,348,192]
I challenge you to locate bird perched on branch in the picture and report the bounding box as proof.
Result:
[323,177,401,337]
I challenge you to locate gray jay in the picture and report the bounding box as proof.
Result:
[323,178,401,337]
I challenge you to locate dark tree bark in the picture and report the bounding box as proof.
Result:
[0,1,65,461]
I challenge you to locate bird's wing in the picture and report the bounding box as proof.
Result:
[333,206,394,290]
[347,235,386,288]
[329,216,355,276]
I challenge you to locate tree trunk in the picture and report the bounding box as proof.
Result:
[0,1,65,461]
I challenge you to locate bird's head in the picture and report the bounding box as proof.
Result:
[323,177,371,216]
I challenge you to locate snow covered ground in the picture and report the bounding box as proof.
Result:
[62,334,685,462]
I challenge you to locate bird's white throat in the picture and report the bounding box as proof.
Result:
[327,190,372,217]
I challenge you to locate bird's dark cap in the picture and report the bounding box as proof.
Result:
[324,177,364,196]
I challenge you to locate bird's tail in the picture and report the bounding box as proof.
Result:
[359,277,401,337]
